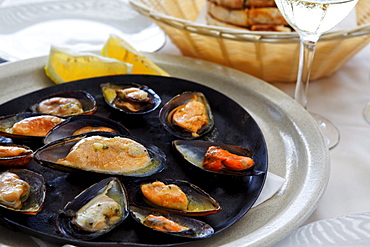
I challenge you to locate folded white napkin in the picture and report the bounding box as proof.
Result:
[253,172,285,208]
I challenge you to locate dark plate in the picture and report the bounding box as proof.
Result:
[0,75,268,246]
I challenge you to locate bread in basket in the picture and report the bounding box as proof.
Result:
[129,0,370,82]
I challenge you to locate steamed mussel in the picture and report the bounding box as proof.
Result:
[35,132,165,177]
[28,90,97,117]
[159,92,214,139]
[130,179,221,216]
[101,82,161,114]
[57,177,129,240]
[44,115,130,144]
[0,143,33,167]
[130,206,214,239]
[173,140,265,176]
[0,112,64,140]
[0,169,46,214]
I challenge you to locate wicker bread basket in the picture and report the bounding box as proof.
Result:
[129,0,370,82]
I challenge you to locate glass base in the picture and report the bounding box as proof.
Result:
[310,112,340,150]
[364,102,370,124]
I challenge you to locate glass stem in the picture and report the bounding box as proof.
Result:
[294,35,319,109]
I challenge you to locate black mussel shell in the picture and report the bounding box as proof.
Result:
[0,169,46,215]
[0,143,33,167]
[172,140,265,176]
[34,132,165,177]
[101,82,161,114]
[130,206,214,239]
[159,92,214,139]
[0,112,65,140]
[129,179,221,216]
[57,177,129,240]
[28,90,97,117]
[44,115,130,144]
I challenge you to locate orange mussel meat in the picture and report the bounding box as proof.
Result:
[203,146,254,172]
[172,100,209,137]
[38,97,83,117]
[0,146,30,158]
[72,126,117,136]
[141,181,188,211]
[0,171,30,209]
[144,214,191,233]
[12,115,64,136]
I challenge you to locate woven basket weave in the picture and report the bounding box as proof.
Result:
[129,0,370,82]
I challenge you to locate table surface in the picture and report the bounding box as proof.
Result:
[274,45,370,224]
[0,0,369,246]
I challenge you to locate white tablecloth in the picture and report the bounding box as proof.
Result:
[272,42,370,245]
[272,44,370,226]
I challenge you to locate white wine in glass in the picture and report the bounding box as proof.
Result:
[274,0,358,149]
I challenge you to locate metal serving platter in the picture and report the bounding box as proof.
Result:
[0,53,329,247]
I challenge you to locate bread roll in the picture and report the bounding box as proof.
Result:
[249,7,288,25]
[210,0,277,8]
[210,0,244,9]
[208,2,249,27]
[206,0,292,32]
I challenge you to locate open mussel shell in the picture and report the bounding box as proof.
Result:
[159,92,214,139]
[130,206,214,239]
[57,177,129,240]
[0,143,33,167]
[0,112,65,140]
[0,169,46,215]
[34,132,165,177]
[129,179,221,216]
[44,115,131,144]
[173,140,265,176]
[28,90,97,117]
[101,82,161,114]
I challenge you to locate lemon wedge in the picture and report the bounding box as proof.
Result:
[101,34,169,76]
[45,45,133,84]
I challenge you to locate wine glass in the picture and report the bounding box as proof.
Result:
[274,0,359,149]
